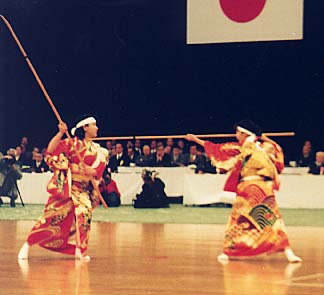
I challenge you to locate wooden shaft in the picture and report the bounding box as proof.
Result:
[95,136,134,141]
[0,15,108,208]
[94,132,295,141]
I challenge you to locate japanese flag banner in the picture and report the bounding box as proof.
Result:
[187,0,304,44]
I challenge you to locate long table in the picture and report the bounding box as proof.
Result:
[14,167,324,208]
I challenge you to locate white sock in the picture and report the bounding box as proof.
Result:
[75,248,90,262]
[285,248,302,263]
[18,242,30,260]
[217,253,229,265]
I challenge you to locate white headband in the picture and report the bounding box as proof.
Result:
[71,117,96,136]
[237,126,254,136]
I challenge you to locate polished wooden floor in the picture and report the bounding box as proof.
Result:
[1,221,323,295]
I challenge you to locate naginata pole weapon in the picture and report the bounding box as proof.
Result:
[93,132,295,141]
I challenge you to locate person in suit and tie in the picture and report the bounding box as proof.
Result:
[134,139,142,156]
[152,144,172,167]
[308,151,324,175]
[30,152,49,173]
[150,140,157,155]
[108,143,131,172]
[170,145,185,167]
[182,144,206,171]
[127,146,139,165]
[136,145,154,167]
[15,145,27,167]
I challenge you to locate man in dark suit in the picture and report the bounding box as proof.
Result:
[152,144,172,167]
[136,145,154,167]
[150,140,157,155]
[308,151,324,175]
[30,152,49,173]
[170,145,185,167]
[182,144,206,171]
[15,145,28,167]
[127,146,139,165]
[108,143,131,172]
[134,139,142,156]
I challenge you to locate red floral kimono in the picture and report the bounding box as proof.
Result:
[204,140,290,257]
[26,138,107,256]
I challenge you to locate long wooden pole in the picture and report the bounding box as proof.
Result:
[0,15,108,208]
[94,132,295,141]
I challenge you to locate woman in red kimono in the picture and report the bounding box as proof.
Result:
[186,120,301,263]
[18,117,108,261]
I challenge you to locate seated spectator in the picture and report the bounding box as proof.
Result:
[195,146,211,174]
[126,140,134,149]
[182,144,206,171]
[164,145,172,155]
[20,136,30,155]
[136,145,154,167]
[110,146,117,158]
[99,170,121,207]
[166,137,174,148]
[20,136,29,148]
[30,152,49,173]
[41,147,47,158]
[127,146,139,165]
[177,139,187,154]
[0,152,23,207]
[201,158,217,174]
[170,145,185,167]
[134,139,142,156]
[152,144,172,167]
[133,169,169,208]
[107,143,131,172]
[308,151,324,175]
[105,140,113,155]
[24,146,40,167]
[15,145,27,167]
[298,140,315,167]
[156,141,164,149]
[150,140,157,155]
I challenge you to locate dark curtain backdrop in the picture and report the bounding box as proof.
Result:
[0,0,323,161]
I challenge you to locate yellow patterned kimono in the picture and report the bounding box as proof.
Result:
[26,138,107,255]
[204,140,290,257]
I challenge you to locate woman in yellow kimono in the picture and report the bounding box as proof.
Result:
[186,119,301,263]
[18,117,108,261]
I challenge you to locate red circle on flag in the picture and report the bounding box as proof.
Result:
[219,0,267,23]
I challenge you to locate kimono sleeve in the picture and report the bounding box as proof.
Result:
[204,141,241,171]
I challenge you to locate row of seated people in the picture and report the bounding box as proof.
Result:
[2,137,215,174]
[106,141,216,173]
[106,138,324,175]
[293,140,324,175]
[4,136,324,175]
[0,145,50,207]
[10,146,49,173]
[2,136,50,173]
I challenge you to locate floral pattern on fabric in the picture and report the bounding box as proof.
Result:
[27,138,107,255]
[204,139,289,257]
